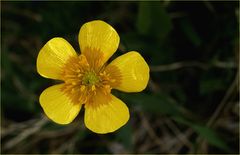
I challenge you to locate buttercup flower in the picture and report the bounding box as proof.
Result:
[37,20,149,134]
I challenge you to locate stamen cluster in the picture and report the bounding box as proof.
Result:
[61,53,121,105]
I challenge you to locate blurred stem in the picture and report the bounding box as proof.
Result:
[202,0,216,15]
[3,115,48,151]
[207,73,238,127]
[195,72,238,153]
[138,111,163,148]
[164,118,193,153]
[150,61,236,72]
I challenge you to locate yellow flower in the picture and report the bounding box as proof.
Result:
[36,20,149,134]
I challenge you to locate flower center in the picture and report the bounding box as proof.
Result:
[82,71,99,85]
[61,51,121,106]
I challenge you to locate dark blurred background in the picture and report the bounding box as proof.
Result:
[1,1,239,154]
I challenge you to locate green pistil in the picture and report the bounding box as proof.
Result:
[82,71,99,85]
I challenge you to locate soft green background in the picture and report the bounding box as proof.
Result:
[1,1,239,154]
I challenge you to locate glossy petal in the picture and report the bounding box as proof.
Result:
[108,51,149,92]
[79,20,120,66]
[84,94,129,134]
[39,84,81,124]
[37,37,77,80]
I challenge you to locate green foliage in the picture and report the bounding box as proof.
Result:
[1,1,238,154]
[174,117,230,152]
[192,125,230,151]
[120,93,184,117]
[119,91,231,152]
[137,1,173,41]
[200,78,226,95]
[115,122,133,151]
[180,18,202,47]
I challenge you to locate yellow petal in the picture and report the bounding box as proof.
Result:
[108,51,149,92]
[79,20,120,66]
[84,94,129,134]
[37,37,77,80]
[39,84,81,124]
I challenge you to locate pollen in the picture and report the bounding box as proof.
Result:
[61,49,122,105]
